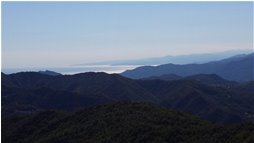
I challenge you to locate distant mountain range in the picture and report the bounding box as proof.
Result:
[2,71,254,123]
[76,49,252,66]
[121,53,254,81]
[3,102,254,143]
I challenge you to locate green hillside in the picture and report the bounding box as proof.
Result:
[2,102,254,143]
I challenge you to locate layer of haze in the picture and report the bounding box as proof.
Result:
[2,2,253,68]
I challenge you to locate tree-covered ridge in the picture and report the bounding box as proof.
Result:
[2,71,254,123]
[2,101,254,143]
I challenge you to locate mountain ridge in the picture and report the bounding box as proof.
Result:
[2,71,254,123]
[121,53,254,81]
[76,50,253,66]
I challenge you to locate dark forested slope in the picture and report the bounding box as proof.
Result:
[2,72,156,117]
[2,102,254,143]
[2,71,254,123]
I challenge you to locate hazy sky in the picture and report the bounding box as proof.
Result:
[2,2,253,68]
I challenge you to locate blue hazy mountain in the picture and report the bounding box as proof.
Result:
[77,49,252,66]
[141,74,238,87]
[142,74,182,81]
[38,70,62,76]
[121,53,254,81]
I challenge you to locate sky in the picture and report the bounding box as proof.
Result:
[2,2,253,68]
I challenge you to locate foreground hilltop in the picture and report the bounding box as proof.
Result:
[2,101,254,143]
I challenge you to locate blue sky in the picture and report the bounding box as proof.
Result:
[2,2,253,68]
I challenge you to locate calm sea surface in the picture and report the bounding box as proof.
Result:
[2,65,139,75]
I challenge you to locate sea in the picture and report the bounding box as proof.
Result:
[2,65,140,75]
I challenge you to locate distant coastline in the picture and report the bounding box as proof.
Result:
[1,65,140,75]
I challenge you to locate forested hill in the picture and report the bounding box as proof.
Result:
[2,102,254,143]
[2,71,254,123]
